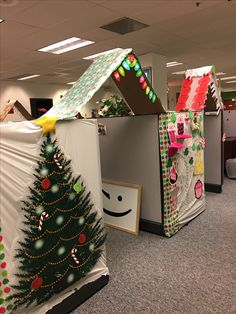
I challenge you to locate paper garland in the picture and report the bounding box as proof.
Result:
[159,113,180,237]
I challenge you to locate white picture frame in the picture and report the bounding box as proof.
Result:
[102,179,141,235]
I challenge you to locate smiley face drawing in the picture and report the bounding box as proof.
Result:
[102,189,132,217]
[102,182,141,234]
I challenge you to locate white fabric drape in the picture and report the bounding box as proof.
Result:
[0,119,108,314]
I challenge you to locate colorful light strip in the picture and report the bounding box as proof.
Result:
[112,53,158,104]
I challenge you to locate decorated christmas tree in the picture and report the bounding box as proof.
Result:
[12,133,106,309]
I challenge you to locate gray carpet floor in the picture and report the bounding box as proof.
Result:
[73,177,236,314]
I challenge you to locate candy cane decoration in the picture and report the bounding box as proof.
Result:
[71,248,79,264]
[54,153,62,169]
[38,212,49,231]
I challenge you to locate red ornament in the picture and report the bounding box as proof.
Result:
[113,71,120,82]
[79,233,86,244]
[139,75,145,84]
[41,177,51,190]
[195,180,203,199]
[128,54,135,62]
[31,276,43,289]
[142,81,147,90]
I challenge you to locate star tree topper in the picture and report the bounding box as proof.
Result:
[34,116,58,135]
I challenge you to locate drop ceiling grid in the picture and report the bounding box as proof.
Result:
[0,0,235,89]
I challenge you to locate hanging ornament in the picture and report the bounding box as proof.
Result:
[89,243,95,251]
[167,123,176,144]
[195,179,203,199]
[142,81,147,90]
[177,115,185,135]
[41,177,51,190]
[193,151,204,175]
[31,276,43,290]
[46,144,54,153]
[169,166,178,185]
[113,71,120,82]
[118,66,125,77]
[128,54,135,63]
[38,211,49,231]
[71,248,79,264]
[149,90,154,100]
[40,168,48,178]
[139,75,145,84]
[54,153,62,169]
[136,69,142,77]
[34,239,44,250]
[145,86,150,95]
[79,233,86,244]
[51,184,59,193]
[152,94,157,103]
[122,60,130,71]
[69,192,76,200]
[134,63,140,71]
[126,57,131,67]
[128,55,137,67]
[73,181,83,193]
[78,217,84,225]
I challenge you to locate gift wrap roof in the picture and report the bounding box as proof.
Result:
[45,48,166,120]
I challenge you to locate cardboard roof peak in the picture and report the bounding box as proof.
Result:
[45,48,166,120]
[0,100,32,121]
[176,65,223,112]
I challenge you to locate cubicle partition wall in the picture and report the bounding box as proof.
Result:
[98,115,164,234]
[204,110,224,192]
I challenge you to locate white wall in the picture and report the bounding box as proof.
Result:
[0,81,69,121]
[139,53,167,110]
[224,110,236,137]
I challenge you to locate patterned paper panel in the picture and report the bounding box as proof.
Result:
[45,49,132,120]
[0,227,14,314]
[176,65,222,112]
[159,112,205,237]
[159,113,179,237]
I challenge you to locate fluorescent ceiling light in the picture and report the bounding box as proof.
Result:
[172,70,186,75]
[166,61,183,67]
[17,74,40,81]
[226,80,236,84]
[216,72,226,76]
[0,19,4,23]
[38,37,94,54]
[83,48,122,60]
[221,76,236,81]
[67,81,76,85]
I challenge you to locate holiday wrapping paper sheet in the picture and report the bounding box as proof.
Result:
[159,112,205,237]
[0,120,108,313]
[45,48,132,120]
